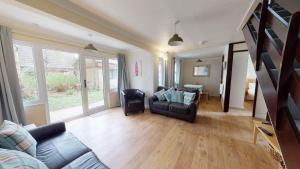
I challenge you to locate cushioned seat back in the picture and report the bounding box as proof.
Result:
[36,132,90,169]
[122,89,137,99]
[157,86,169,92]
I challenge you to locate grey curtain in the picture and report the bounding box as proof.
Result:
[117,53,129,106]
[0,26,25,124]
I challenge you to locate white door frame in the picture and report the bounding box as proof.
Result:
[13,39,114,122]
[81,53,109,115]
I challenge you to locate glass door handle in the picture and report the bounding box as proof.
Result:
[84,80,87,88]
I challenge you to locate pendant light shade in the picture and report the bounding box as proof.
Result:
[168,34,183,46]
[168,20,183,46]
[85,33,98,51]
[84,43,97,51]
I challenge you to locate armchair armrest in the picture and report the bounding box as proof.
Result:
[188,102,197,122]
[136,90,145,100]
[188,102,197,111]
[121,90,126,96]
[121,90,127,102]
[28,122,66,142]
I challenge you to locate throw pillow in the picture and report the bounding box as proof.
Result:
[171,90,184,103]
[163,88,175,102]
[0,120,37,157]
[153,89,166,101]
[0,148,48,169]
[183,92,196,105]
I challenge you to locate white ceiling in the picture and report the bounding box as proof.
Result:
[0,0,137,52]
[69,0,251,53]
[176,46,225,59]
[0,0,251,57]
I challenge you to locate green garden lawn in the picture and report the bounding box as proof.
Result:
[48,90,103,111]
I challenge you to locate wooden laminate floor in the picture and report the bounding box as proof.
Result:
[66,98,279,169]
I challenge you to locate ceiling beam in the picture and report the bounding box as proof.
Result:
[15,0,158,53]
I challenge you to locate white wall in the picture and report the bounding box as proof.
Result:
[24,103,47,126]
[233,43,248,51]
[108,91,119,108]
[229,52,249,109]
[246,55,256,79]
[126,49,156,108]
[181,58,222,96]
[255,84,268,119]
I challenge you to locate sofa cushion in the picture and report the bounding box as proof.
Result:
[152,101,170,111]
[0,120,37,157]
[163,88,175,102]
[153,89,166,101]
[169,103,190,114]
[36,132,90,169]
[0,148,48,169]
[183,92,196,105]
[171,90,184,103]
[62,152,109,169]
[128,99,143,108]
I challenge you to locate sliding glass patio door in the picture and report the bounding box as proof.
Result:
[13,39,117,123]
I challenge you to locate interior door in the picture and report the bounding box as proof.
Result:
[83,56,107,114]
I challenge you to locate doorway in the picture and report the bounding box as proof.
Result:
[223,42,256,115]
[229,51,254,115]
[243,56,256,112]
[82,56,106,115]
[43,49,110,122]
[13,39,118,123]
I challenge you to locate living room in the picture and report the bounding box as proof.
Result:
[0,0,294,169]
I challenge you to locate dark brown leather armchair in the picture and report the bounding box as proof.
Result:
[121,89,145,116]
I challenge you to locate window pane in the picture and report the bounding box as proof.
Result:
[158,58,164,86]
[43,49,83,122]
[158,63,162,86]
[109,58,118,91]
[174,60,180,84]
[13,44,39,103]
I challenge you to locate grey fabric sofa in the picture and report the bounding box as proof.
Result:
[29,122,109,169]
[149,87,199,122]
